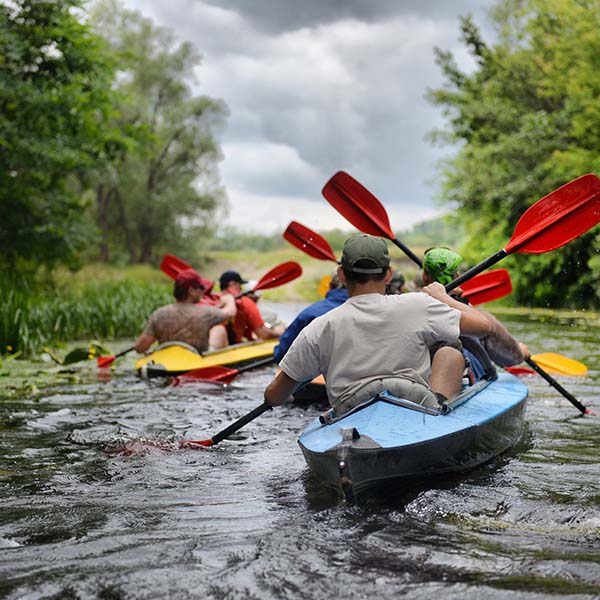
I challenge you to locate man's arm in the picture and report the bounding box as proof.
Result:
[264,371,299,406]
[217,294,237,320]
[135,332,156,354]
[422,282,493,338]
[479,309,530,366]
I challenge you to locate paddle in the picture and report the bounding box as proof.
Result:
[283,221,338,263]
[445,173,600,292]
[459,268,512,306]
[170,355,275,385]
[323,170,599,414]
[530,353,587,376]
[160,254,218,300]
[506,353,587,377]
[235,261,303,298]
[285,220,513,307]
[97,346,136,368]
[322,171,423,266]
[525,358,594,415]
[179,402,272,448]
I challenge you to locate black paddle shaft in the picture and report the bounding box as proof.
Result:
[446,250,508,292]
[211,402,273,445]
[392,237,423,268]
[526,358,588,415]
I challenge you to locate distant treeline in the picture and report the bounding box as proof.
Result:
[2,0,600,309]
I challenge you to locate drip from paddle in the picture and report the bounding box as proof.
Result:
[180,402,272,448]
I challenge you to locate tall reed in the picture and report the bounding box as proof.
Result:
[0,277,172,356]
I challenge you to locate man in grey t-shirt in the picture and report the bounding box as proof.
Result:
[264,234,493,414]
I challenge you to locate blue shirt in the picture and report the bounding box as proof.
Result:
[274,287,349,363]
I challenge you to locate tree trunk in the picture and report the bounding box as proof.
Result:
[96,183,110,262]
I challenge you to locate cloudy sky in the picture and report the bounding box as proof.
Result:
[120,0,495,234]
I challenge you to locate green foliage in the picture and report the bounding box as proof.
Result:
[0,274,172,357]
[428,0,600,308]
[0,0,117,273]
[86,0,228,264]
[205,227,285,253]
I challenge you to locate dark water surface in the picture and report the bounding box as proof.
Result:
[1,304,599,599]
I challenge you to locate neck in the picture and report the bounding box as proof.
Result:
[347,280,386,297]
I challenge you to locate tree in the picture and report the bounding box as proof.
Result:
[88,1,228,264]
[427,0,600,308]
[0,0,117,274]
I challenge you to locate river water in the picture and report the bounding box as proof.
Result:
[1,303,599,599]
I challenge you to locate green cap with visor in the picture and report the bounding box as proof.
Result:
[423,247,463,285]
[341,234,390,274]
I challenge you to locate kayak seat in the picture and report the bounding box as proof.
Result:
[153,340,200,355]
[460,336,497,382]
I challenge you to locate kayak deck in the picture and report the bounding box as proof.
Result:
[135,339,278,378]
[298,371,528,498]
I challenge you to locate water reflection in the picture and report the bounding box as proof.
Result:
[0,307,599,598]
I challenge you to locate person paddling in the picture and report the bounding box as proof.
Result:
[135,269,236,355]
[274,271,349,363]
[422,247,530,370]
[209,270,285,349]
[264,234,493,413]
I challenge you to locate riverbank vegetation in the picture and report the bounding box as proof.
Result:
[2,0,600,356]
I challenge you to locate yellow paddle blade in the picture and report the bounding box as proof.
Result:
[530,353,587,376]
[318,275,331,298]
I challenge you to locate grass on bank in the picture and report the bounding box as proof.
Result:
[2,250,599,359]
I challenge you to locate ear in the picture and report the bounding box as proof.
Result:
[337,265,346,285]
[383,267,393,285]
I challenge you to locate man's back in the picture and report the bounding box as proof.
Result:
[274,287,349,362]
[279,292,459,409]
[145,303,223,353]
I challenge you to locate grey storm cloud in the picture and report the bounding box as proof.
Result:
[202,0,487,33]
[120,0,495,232]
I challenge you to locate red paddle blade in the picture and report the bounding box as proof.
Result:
[160,254,191,278]
[283,221,337,262]
[160,254,214,293]
[179,439,214,449]
[505,366,536,376]
[461,269,512,305]
[97,355,115,368]
[505,173,600,254]
[170,365,238,385]
[322,171,395,240]
[253,261,303,292]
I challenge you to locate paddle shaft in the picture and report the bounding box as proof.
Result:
[391,236,422,268]
[211,402,272,445]
[113,346,136,359]
[446,250,507,292]
[525,357,589,415]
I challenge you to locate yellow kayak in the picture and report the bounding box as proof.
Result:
[135,339,278,378]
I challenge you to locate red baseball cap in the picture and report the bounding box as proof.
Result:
[175,268,211,290]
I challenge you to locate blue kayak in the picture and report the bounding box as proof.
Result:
[298,370,528,499]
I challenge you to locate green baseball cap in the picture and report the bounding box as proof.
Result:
[423,247,463,285]
[341,234,390,274]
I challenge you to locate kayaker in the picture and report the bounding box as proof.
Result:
[273,271,349,363]
[422,247,530,368]
[209,270,285,349]
[385,270,406,295]
[134,269,237,354]
[264,234,493,413]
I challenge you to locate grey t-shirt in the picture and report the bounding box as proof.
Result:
[279,292,460,409]
[143,303,225,353]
